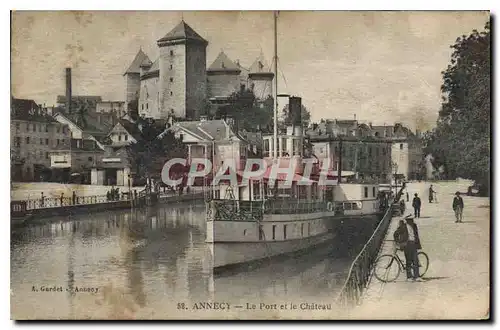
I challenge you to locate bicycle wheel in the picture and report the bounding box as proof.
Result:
[417,252,429,277]
[373,254,401,283]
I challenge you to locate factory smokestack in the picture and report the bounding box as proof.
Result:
[65,68,72,114]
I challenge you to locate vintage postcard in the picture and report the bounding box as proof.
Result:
[10,10,490,320]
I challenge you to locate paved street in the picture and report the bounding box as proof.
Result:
[350,180,490,319]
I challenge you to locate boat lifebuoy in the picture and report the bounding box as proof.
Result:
[327,202,334,212]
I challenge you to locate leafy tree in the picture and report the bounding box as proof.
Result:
[281,103,311,128]
[126,119,187,186]
[424,21,490,195]
[127,100,139,121]
[216,88,274,132]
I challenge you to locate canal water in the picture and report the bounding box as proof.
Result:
[11,201,374,319]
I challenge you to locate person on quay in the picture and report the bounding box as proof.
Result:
[406,191,410,202]
[452,191,464,223]
[393,214,424,281]
[412,193,421,218]
[429,185,435,203]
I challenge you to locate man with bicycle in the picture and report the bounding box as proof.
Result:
[393,214,424,281]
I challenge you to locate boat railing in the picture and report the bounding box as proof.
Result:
[209,200,263,222]
[207,198,329,221]
[336,183,406,307]
[264,199,327,214]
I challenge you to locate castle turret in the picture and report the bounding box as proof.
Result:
[248,53,274,100]
[207,51,241,100]
[157,20,208,120]
[124,49,151,114]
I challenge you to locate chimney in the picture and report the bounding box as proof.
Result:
[65,68,72,114]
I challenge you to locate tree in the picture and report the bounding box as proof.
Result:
[216,88,274,132]
[424,21,490,195]
[126,119,187,186]
[281,103,311,128]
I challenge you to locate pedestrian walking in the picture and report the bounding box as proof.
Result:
[428,185,435,203]
[412,193,421,218]
[406,191,409,202]
[452,191,464,223]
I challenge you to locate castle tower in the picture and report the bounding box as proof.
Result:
[124,49,151,114]
[248,53,274,100]
[157,20,208,120]
[207,51,241,100]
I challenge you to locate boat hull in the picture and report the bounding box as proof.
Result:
[209,231,336,274]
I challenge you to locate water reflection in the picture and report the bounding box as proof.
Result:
[11,202,356,319]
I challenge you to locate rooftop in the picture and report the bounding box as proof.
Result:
[208,51,241,73]
[11,97,58,123]
[157,20,208,46]
[124,49,152,75]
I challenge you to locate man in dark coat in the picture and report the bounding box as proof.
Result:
[412,193,421,218]
[452,191,464,223]
[393,215,423,281]
[429,185,435,203]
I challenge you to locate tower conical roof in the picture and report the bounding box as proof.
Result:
[249,53,271,74]
[207,51,241,73]
[157,20,208,45]
[124,49,151,75]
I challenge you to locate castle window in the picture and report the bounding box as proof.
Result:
[118,135,122,141]
[400,143,404,150]
[141,104,144,110]
[125,135,128,141]
[170,77,174,82]
[170,64,173,70]
[25,137,30,144]
[146,103,148,109]
[170,91,173,96]
[170,50,174,56]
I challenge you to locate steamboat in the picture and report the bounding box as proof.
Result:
[205,12,384,273]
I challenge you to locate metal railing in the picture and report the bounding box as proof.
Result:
[23,194,129,210]
[209,200,263,222]
[264,199,327,214]
[336,183,406,307]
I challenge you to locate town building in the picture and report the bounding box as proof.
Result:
[306,119,393,182]
[49,111,113,183]
[96,101,126,117]
[11,97,70,182]
[56,95,103,113]
[372,123,424,180]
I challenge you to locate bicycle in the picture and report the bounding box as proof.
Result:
[373,242,429,282]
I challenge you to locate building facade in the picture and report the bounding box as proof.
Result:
[11,98,70,182]
[96,101,126,117]
[372,123,424,180]
[307,119,393,182]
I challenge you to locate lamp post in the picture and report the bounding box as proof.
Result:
[391,161,398,197]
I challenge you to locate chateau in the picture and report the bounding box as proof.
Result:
[123,20,274,121]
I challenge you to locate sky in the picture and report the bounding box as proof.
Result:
[11,11,489,132]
